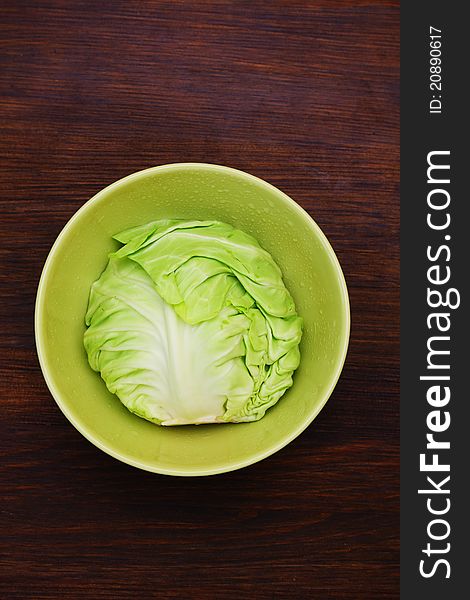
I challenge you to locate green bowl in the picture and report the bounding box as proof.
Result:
[35,163,350,476]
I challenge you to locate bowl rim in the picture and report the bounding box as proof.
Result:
[35,162,351,476]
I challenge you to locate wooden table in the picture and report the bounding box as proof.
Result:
[0,2,399,598]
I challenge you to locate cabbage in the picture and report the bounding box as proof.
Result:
[84,220,302,425]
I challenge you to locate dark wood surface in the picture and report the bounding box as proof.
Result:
[0,1,399,598]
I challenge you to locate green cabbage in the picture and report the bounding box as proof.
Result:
[84,220,302,425]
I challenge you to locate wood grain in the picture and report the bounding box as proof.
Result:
[0,1,399,598]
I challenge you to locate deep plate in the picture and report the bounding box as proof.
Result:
[35,163,350,476]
